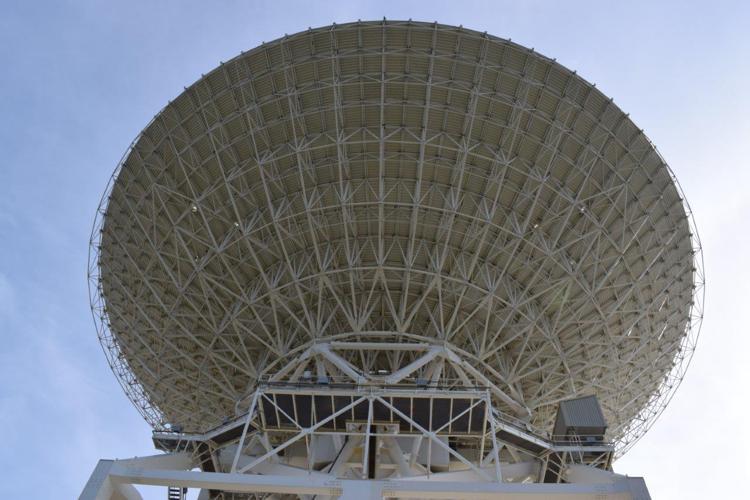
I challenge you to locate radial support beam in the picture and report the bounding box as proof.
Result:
[230,389,261,472]
[442,347,531,419]
[269,348,313,382]
[330,435,364,476]
[312,343,364,382]
[384,346,442,384]
[382,436,413,478]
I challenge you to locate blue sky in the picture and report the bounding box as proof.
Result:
[0,1,748,498]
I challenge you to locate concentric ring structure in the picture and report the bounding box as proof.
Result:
[89,20,704,457]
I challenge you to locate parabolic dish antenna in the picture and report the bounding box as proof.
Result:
[89,20,703,457]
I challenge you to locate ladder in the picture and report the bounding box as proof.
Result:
[167,486,185,500]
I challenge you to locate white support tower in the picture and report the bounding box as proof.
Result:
[84,20,703,499]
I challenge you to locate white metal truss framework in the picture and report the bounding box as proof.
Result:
[82,380,643,499]
[88,20,704,457]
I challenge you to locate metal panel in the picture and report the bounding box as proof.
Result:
[559,396,607,429]
[553,395,607,441]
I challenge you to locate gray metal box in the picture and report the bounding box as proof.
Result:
[552,395,607,444]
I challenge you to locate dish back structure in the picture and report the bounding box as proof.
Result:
[86,22,703,497]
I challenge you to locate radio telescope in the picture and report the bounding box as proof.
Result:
[83,20,703,500]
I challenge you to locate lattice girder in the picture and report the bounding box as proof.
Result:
[89,20,704,457]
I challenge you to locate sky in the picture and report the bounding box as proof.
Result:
[0,1,748,498]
